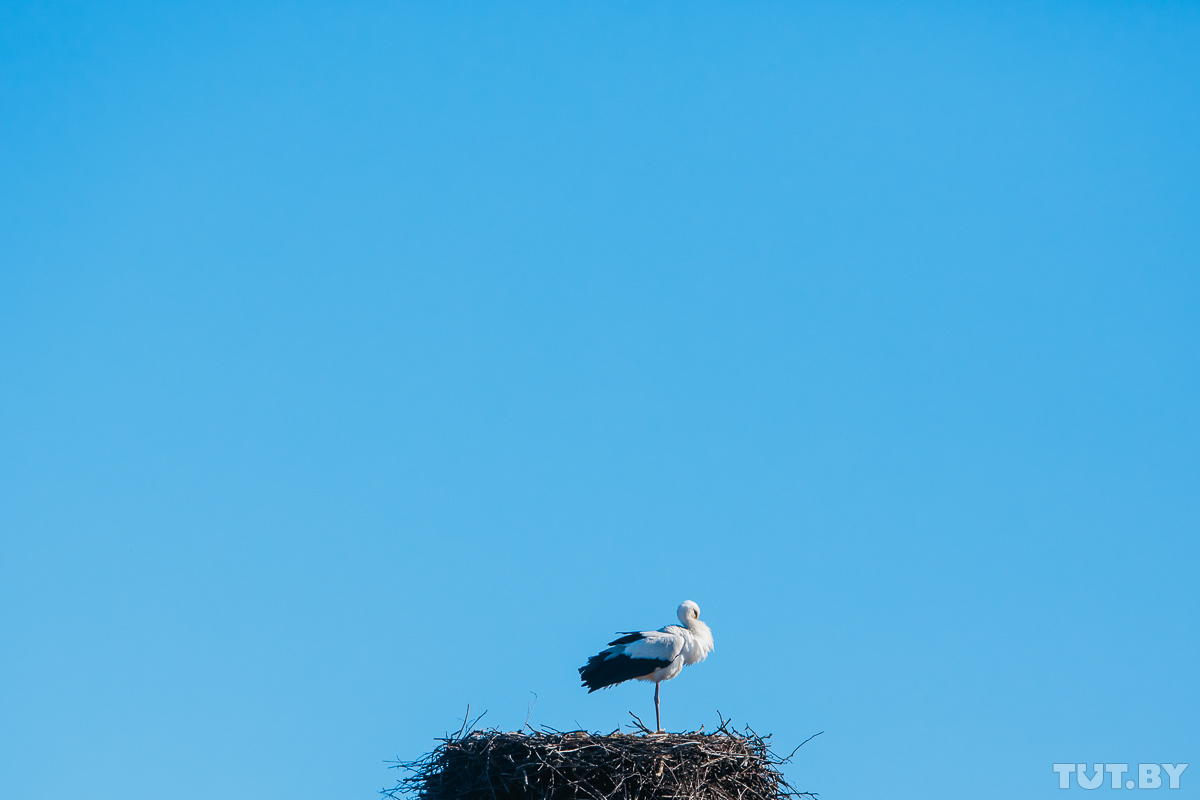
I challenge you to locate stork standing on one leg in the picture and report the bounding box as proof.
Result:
[578,600,714,733]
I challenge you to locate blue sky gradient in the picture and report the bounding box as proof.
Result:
[2,3,1198,799]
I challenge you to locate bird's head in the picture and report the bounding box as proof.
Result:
[677,600,701,624]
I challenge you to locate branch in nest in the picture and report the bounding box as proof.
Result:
[625,711,653,735]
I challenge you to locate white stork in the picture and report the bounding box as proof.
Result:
[578,600,714,733]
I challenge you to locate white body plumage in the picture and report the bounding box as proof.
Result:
[615,613,714,682]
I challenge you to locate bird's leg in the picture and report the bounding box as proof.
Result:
[654,682,662,733]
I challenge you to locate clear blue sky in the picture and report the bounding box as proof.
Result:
[2,3,1197,799]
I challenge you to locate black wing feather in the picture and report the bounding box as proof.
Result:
[578,650,670,692]
[607,632,645,647]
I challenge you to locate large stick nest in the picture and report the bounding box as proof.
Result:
[384,715,818,800]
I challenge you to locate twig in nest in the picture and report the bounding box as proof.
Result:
[780,731,823,764]
[626,711,653,735]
